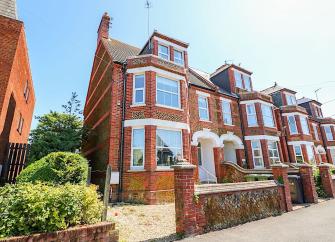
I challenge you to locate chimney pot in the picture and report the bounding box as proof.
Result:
[97,12,111,45]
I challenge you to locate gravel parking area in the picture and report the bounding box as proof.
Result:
[108,203,176,242]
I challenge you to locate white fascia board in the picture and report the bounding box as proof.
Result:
[282,112,308,118]
[287,141,314,146]
[196,90,210,97]
[244,135,279,141]
[153,36,187,52]
[240,100,273,106]
[320,124,335,127]
[127,66,185,81]
[124,118,190,131]
[220,97,232,102]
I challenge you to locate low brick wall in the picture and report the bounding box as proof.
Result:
[194,181,283,232]
[3,222,118,242]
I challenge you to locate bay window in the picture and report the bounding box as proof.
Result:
[132,129,145,168]
[246,103,257,126]
[306,145,315,164]
[330,149,335,164]
[133,74,145,104]
[156,76,180,108]
[268,141,280,164]
[156,129,182,167]
[294,145,304,163]
[251,140,264,168]
[174,49,184,65]
[288,116,298,134]
[324,126,334,141]
[198,96,209,121]
[286,94,297,105]
[158,44,169,60]
[222,100,232,125]
[300,116,310,135]
[313,124,319,140]
[261,104,275,127]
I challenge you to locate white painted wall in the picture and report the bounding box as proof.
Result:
[224,141,237,163]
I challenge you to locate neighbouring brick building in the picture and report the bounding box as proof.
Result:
[0,0,35,169]
[83,13,335,204]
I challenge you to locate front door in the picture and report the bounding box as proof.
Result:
[224,141,237,163]
[198,139,216,183]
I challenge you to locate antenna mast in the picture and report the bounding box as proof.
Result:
[145,0,152,48]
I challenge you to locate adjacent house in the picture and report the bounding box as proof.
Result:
[0,0,35,169]
[83,13,334,204]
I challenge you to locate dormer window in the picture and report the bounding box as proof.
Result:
[243,75,252,91]
[234,71,243,89]
[158,44,169,60]
[285,93,296,105]
[315,105,323,118]
[174,49,184,65]
[234,70,252,91]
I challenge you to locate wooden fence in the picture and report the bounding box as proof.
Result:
[0,143,30,185]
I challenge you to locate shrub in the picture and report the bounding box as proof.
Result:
[17,152,88,185]
[313,169,327,198]
[0,183,103,238]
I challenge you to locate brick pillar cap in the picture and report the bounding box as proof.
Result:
[271,161,289,168]
[295,163,313,168]
[318,163,334,168]
[172,160,196,170]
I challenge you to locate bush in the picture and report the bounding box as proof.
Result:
[17,152,88,185]
[313,169,327,198]
[0,183,103,238]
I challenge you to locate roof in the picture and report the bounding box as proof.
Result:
[211,64,253,78]
[0,0,17,19]
[297,97,322,106]
[261,83,296,95]
[189,67,216,90]
[102,38,141,63]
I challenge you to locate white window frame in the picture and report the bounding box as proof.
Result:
[156,128,183,168]
[246,103,258,127]
[306,145,316,164]
[133,74,145,105]
[300,116,310,135]
[198,95,210,121]
[329,149,335,164]
[243,74,252,91]
[288,115,298,134]
[293,145,304,163]
[131,128,145,170]
[222,99,233,125]
[158,44,169,60]
[286,93,297,105]
[312,124,319,141]
[156,75,181,109]
[173,49,184,65]
[234,70,243,89]
[268,141,280,164]
[261,104,275,128]
[251,140,264,169]
[324,126,334,141]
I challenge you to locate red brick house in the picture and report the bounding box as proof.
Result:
[0,0,35,170]
[83,13,335,204]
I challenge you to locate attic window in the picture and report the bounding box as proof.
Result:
[158,44,169,60]
[174,49,184,65]
[234,71,243,89]
[286,94,296,105]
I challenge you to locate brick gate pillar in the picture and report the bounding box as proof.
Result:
[298,164,318,203]
[191,145,199,181]
[271,162,293,212]
[172,161,199,236]
[318,163,335,198]
[213,147,224,182]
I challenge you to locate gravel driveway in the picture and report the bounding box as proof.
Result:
[108,203,176,242]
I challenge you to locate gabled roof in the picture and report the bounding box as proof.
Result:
[261,83,296,95]
[297,97,322,106]
[189,67,216,90]
[0,0,17,19]
[102,38,140,64]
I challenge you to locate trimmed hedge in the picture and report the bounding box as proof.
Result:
[16,152,88,185]
[0,183,103,238]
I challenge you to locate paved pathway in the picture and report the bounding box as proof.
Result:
[183,200,335,242]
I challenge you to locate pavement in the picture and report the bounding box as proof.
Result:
[183,199,335,242]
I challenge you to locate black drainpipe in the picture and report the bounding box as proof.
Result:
[117,62,127,202]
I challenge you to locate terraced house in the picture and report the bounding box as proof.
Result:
[83,13,335,204]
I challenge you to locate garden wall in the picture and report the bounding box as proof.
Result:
[3,222,118,242]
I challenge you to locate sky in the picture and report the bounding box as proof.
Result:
[17,0,335,127]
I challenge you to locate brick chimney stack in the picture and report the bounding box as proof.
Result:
[97,12,111,45]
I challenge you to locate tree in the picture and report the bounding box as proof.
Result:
[62,92,82,116]
[28,112,84,162]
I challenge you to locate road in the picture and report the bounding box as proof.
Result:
[183,199,335,242]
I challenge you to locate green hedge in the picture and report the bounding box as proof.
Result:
[0,183,103,238]
[16,152,88,185]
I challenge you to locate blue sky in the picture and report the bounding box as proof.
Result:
[18,0,335,127]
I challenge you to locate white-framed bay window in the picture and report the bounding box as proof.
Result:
[133,74,145,105]
[222,99,232,125]
[288,115,298,134]
[312,124,319,141]
[268,141,280,164]
[306,145,316,164]
[156,129,182,167]
[131,128,145,169]
[294,145,304,163]
[246,103,258,127]
[286,93,297,105]
[198,96,209,121]
[251,140,264,168]
[261,104,275,127]
[300,116,310,135]
[324,126,334,141]
[158,44,169,60]
[173,49,184,65]
[329,148,335,164]
[156,76,180,109]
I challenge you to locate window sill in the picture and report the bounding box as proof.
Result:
[127,168,146,172]
[156,167,174,171]
[130,104,146,107]
[155,104,183,111]
[248,125,259,128]
[200,119,211,123]
[223,123,234,127]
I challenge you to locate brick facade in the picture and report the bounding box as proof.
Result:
[83,13,335,204]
